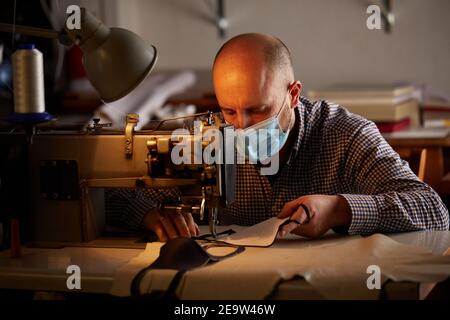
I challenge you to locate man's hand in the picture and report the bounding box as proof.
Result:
[277,195,352,239]
[142,208,200,242]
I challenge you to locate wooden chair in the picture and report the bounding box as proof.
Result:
[395,147,428,181]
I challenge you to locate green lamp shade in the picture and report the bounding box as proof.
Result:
[82,28,157,102]
[66,8,158,102]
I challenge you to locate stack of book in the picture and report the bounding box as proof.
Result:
[422,98,450,128]
[307,84,422,133]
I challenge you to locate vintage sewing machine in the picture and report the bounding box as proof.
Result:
[26,112,235,244]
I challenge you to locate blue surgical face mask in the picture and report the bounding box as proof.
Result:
[235,92,293,163]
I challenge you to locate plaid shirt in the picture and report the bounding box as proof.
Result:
[106,97,449,235]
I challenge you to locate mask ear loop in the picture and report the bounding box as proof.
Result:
[192,228,236,241]
[193,229,245,261]
[191,229,245,262]
[162,242,245,299]
[130,236,245,298]
[277,89,294,134]
[201,242,245,262]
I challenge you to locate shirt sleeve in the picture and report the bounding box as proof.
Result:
[338,121,449,235]
[105,187,182,231]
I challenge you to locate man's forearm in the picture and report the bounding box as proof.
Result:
[340,191,449,235]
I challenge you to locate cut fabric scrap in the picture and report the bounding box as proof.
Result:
[177,233,450,300]
[218,217,289,247]
[110,241,165,297]
[110,231,450,299]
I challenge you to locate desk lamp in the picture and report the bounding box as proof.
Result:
[0,7,158,139]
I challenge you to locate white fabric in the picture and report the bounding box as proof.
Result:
[177,234,450,299]
[219,217,289,247]
[91,70,196,130]
[110,229,450,299]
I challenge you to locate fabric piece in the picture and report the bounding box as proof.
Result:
[419,245,450,299]
[219,217,289,247]
[110,232,450,299]
[178,233,450,300]
[130,237,245,296]
[110,241,167,296]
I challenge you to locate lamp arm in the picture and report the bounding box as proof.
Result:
[0,22,74,46]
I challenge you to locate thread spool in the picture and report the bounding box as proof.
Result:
[12,44,46,114]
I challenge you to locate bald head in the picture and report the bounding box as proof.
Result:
[212,33,298,129]
[213,33,294,89]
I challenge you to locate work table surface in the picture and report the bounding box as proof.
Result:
[1,229,449,298]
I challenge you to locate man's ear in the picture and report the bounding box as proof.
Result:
[288,81,302,108]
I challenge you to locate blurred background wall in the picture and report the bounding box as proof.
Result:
[99,0,450,95]
[2,0,449,95]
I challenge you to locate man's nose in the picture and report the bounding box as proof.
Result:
[235,113,249,129]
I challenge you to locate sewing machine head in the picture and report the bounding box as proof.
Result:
[27,112,235,244]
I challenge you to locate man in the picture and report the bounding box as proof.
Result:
[110,33,449,241]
